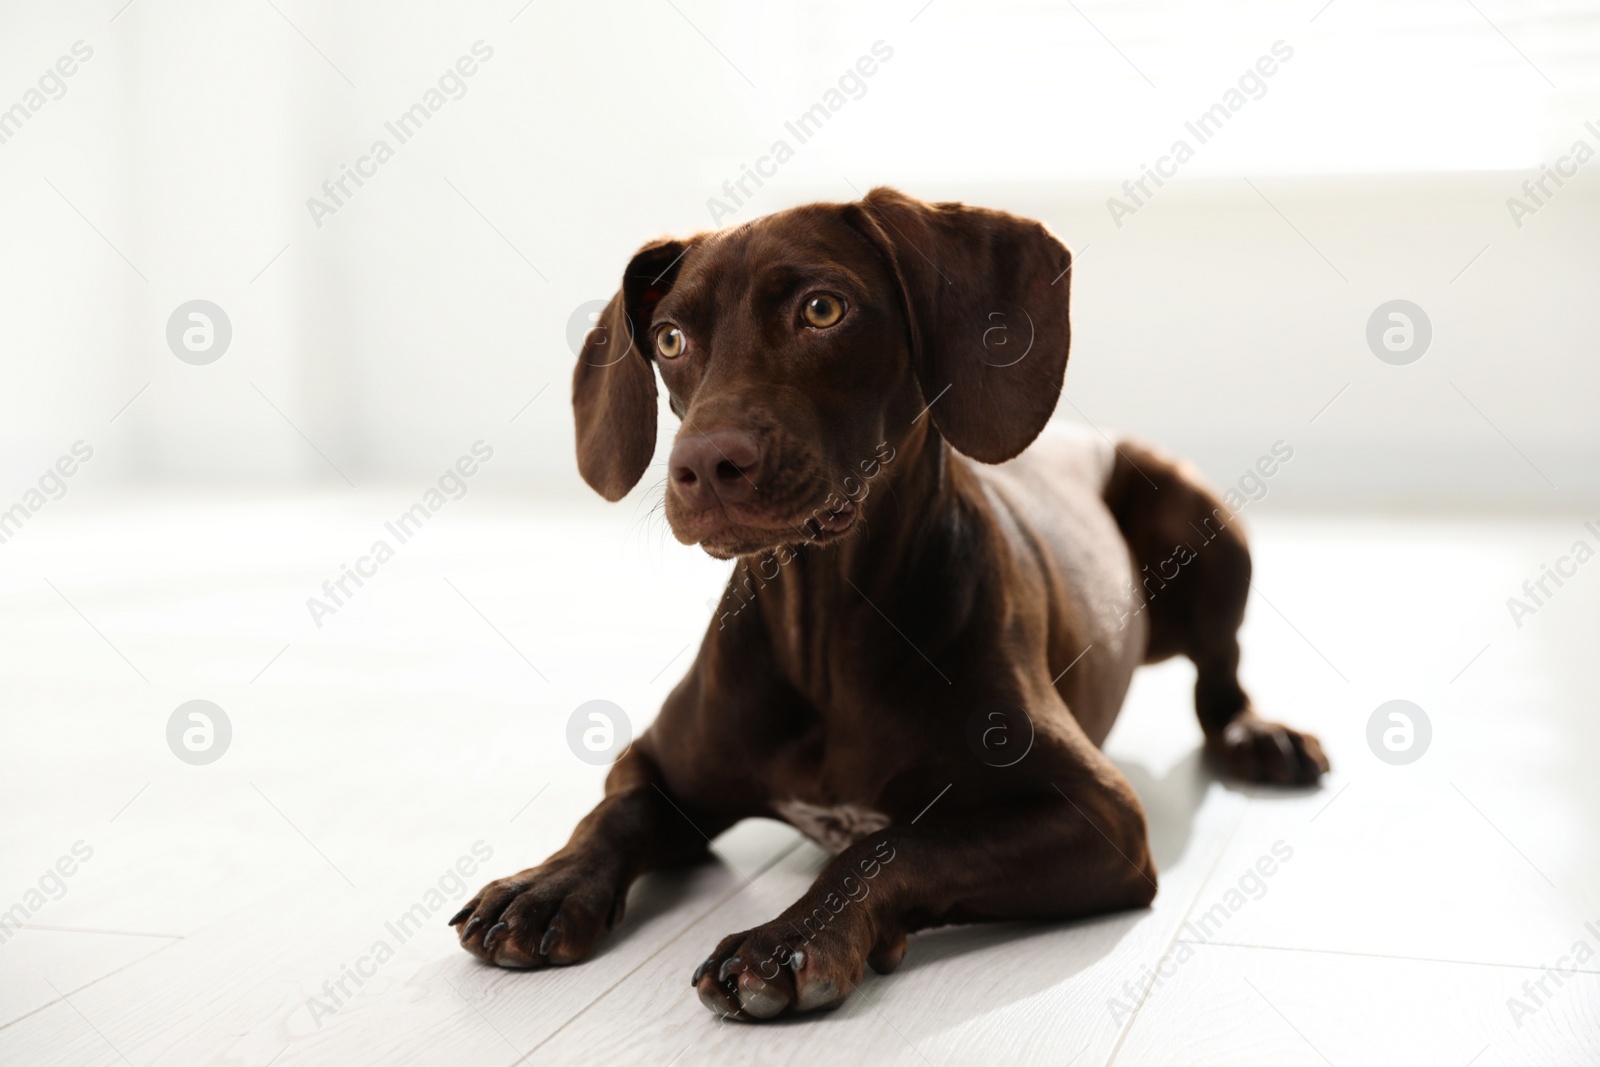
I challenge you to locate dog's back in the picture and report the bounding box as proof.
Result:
[974,422,1146,746]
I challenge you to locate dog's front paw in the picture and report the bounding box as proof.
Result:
[1213,714,1329,786]
[692,915,899,1021]
[451,856,622,969]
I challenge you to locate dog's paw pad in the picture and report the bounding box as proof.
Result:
[692,925,863,1021]
[1216,716,1329,785]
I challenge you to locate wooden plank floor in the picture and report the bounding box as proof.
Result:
[1,496,1596,1065]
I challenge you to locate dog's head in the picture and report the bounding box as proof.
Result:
[573,187,1072,559]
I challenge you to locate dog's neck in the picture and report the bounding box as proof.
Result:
[827,419,957,576]
[728,420,989,699]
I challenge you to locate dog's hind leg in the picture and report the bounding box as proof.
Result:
[1103,440,1329,785]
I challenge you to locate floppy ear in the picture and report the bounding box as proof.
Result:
[847,187,1072,463]
[572,238,688,500]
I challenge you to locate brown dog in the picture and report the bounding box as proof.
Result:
[450,187,1329,1020]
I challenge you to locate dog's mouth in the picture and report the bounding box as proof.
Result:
[671,497,860,559]
[800,499,858,539]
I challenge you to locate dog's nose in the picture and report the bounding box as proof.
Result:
[669,429,761,507]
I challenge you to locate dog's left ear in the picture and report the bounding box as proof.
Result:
[572,237,689,501]
[847,187,1072,463]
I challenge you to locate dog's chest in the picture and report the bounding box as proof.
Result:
[773,798,891,854]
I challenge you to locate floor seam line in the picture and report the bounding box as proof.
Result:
[0,937,184,1033]
[1103,795,1252,1067]
[20,923,185,940]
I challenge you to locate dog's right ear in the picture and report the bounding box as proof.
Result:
[572,238,689,501]
[846,188,1071,465]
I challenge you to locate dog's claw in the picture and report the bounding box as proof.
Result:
[447,905,473,926]
[694,923,864,1021]
[457,859,626,969]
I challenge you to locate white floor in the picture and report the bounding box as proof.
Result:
[1,495,1597,1066]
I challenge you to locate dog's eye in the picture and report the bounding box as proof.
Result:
[655,325,686,359]
[802,293,846,329]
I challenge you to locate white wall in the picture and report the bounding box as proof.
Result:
[2,0,1596,509]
